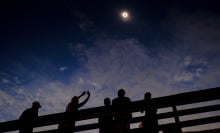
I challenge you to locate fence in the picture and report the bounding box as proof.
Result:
[0,87,220,133]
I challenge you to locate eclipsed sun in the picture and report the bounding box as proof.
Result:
[120,11,130,21]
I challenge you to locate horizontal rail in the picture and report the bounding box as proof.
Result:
[180,115,220,128]
[158,104,220,119]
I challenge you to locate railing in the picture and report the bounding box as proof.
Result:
[0,87,220,133]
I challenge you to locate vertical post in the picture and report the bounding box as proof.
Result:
[172,105,182,133]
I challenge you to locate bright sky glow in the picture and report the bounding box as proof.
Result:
[120,11,130,21]
[122,12,128,18]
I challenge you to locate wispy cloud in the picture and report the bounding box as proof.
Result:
[59,66,68,72]
[1,78,10,84]
[74,11,94,32]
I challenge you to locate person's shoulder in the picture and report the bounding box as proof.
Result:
[66,103,73,111]
[67,102,72,107]
[23,108,32,113]
[20,108,32,118]
[112,97,118,103]
[126,97,131,100]
[124,97,131,101]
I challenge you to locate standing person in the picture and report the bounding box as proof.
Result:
[141,92,159,133]
[58,91,90,133]
[99,98,113,133]
[19,101,41,133]
[112,89,132,133]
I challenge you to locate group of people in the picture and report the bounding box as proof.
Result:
[99,89,132,133]
[18,89,158,133]
[98,89,158,133]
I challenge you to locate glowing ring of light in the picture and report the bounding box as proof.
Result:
[122,12,128,18]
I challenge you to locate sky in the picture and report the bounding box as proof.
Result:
[0,0,220,132]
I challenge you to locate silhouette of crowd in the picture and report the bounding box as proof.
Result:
[18,89,159,133]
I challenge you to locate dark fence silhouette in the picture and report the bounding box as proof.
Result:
[0,87,220,133]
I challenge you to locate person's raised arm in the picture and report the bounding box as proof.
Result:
[78,91,90,108]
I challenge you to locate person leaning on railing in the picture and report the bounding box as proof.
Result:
[19,101,41,133]
[141,92,159,133]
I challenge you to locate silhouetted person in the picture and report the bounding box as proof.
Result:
[112,89,132,133]
[19,101,41,133]
[58,91,90,133]
[141,92,158,133]
[99,98,113,133]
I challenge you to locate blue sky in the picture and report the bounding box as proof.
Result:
[0,0,220,132]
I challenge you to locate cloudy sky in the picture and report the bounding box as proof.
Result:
[0,0,220,132]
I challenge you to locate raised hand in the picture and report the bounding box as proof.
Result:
[82,91,86,96]
[87,91,90,96]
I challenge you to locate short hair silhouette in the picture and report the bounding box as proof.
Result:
[144,92,151,100]
[32,101,41,108]
[71,96,78,104]
[104,98,111,106]
[118,89,125,97]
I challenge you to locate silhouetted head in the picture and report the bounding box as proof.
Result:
[71,96,79,104]
[104,98,111,106]
[32,101,41,109]
[118,89,125,97]
[144,92,151,100]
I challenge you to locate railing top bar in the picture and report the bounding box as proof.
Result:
[153,87,220,108]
